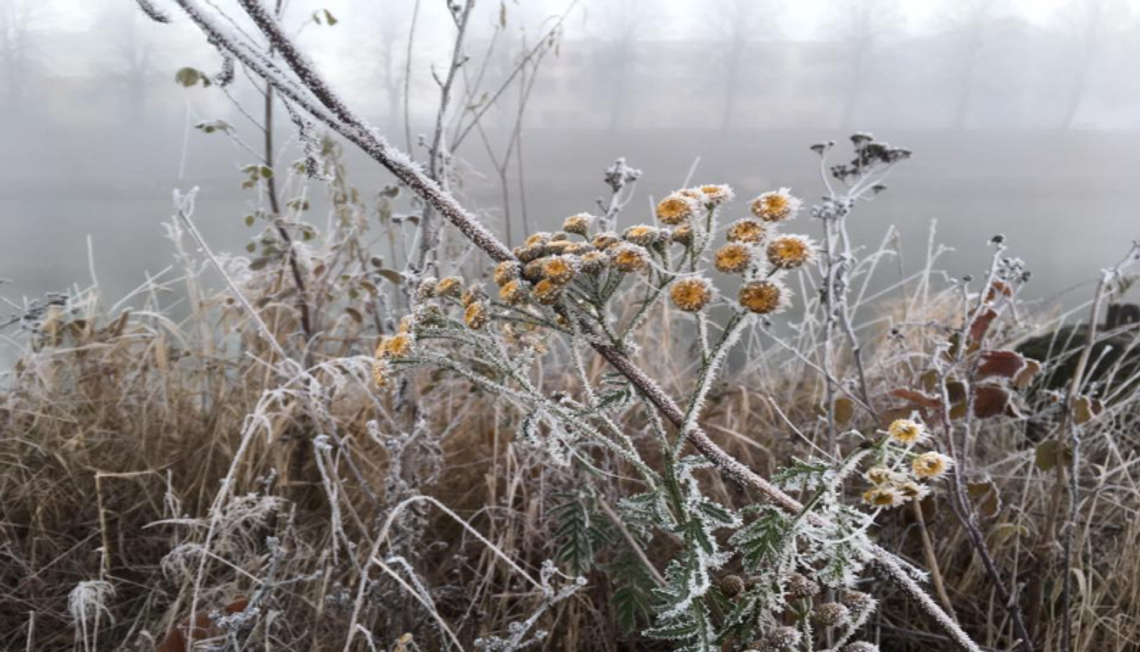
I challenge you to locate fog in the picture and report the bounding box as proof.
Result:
[3,0,1140,325]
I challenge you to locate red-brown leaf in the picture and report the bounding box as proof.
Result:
[977,350,1026,379]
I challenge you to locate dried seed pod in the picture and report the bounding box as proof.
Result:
[719,574,745,598]
[812,602,851,628]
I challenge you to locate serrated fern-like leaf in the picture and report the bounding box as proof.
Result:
[729,507,789,574]
[551,492,610,575]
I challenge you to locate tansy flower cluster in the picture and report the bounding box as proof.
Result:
[861,418,953,509]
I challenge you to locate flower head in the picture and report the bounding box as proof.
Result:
[514,244,545,263]
[672,224,694,247]
[912,451,953,480]
[714,243,752,273]
[464,301,489,330]
[839,590,876,613]
[372,358,393,388]
[738,279,790,314]
[623,224,661,246]
[898,480,931,502]
[542,255,579,285]
[888,418,927,445]
[656,193,699,226]
[786,572,820,598]
[494,260,521,286]
[533,279,561,305]
[592,231,621,250]
[579,250,609,274]
[416,276,438,301]
[766,234,816,270]
[750,188,802,223]
[543,240,572,255]
[434,276,463,298]
[865,465,897,486]
[862,486,905,509]
[726,218,767,244]
[377,332,415,359]
[670,277,715,312]
[462,283,487,307]
[698,183,735,206]
[719,574,745,598]
[499,279,527,305]
[611,243,650,273]
[562,212,595,236]
[524,231,551,248]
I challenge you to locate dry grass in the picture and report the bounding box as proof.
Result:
[2,212,1138,652]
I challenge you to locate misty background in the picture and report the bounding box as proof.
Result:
[2,0,1140,333]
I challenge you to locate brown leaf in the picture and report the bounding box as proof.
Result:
[985,281,1013,303]
[1035,440,1073,472]
[969,308,999,343]
[890,388,942,410]
[977,349,1026,379]
[834,397,854,425]
[878,407,914,429]
[967,479,1002,519]
[973,384,1012,419]
[1073,395,1103,425]
[1013,359,1042,389]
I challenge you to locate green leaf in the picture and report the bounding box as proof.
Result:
[729,508,787,574]
[323,9,337,25]
[175,67,201,87]
[244,214,255,227]
[259,165,273,179]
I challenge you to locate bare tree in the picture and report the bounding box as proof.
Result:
[938,0,1004,129]
[590,0,652,130]
[831,0,900,128]
[702,0,782,129]
[0,0,45,116]
[1054,0,1130,129]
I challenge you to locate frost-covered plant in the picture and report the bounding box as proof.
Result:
[143,4,982,651]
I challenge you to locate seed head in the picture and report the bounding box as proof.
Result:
[812,602,851,628]
[563,242,596,256]
[543,240,572,255]
[727,219,767,244]
[656,193,699,225]
[464,301,489,330]
[523,259,547,282]
[739,279,789,314]
[786,572,820,598]
[563,212,595,236]
[842,643,880,652]
[714,243,752,273]
[767,234,816,270]
[888,418,927,445]
[719,574,745,598]
[670,277,715,312]
[761,626,802,651]
[611,243,650,273]
[839,589,876,613]
[912,451,953,480]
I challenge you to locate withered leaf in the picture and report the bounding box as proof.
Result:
[977,349,1026,379]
